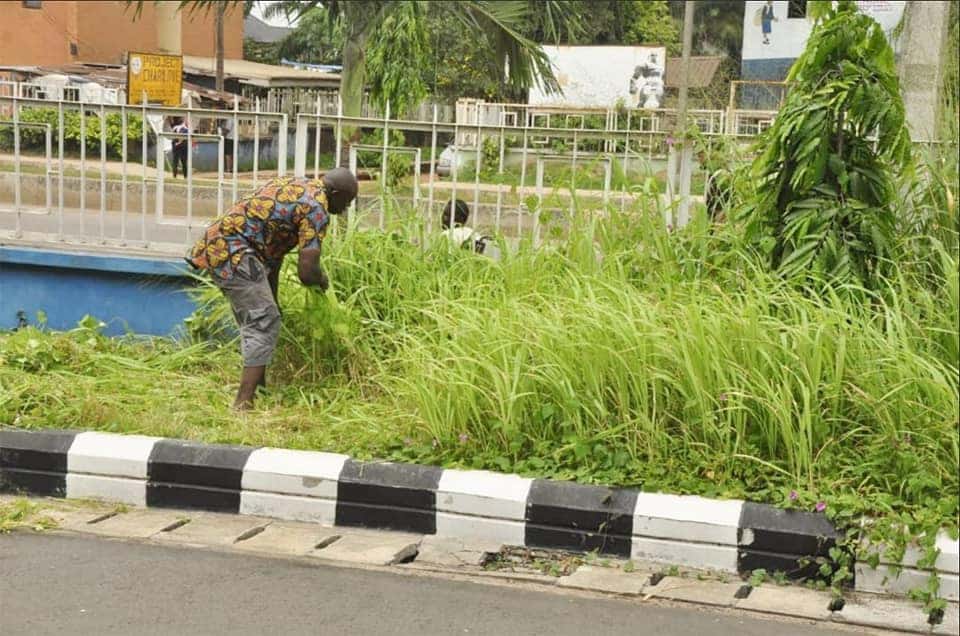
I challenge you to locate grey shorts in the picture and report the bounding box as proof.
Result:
[214,253,281,368]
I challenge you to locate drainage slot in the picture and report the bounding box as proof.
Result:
[395,548,419,565]
[160,518,190,533]
[828,597,845,612]
[86,511,119,525]
[648,572,665,586]
[314,535,341,550]
[734,585,752,599]
[234,526,267,543]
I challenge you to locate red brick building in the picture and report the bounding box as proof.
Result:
[0,1,243,67]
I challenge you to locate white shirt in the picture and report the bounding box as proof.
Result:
[442,226,478,247]
[441,226,501,261]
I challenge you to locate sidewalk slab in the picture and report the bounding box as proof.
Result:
[312,531,421,566]
[645,576,743,607]
[83,509,188,539]
[558,565,650,596]
[45,506,114,532]
[233,521,339,556]
[735,585,834,621]
[832,595,931,634]
[413,535,499,568]
[155,512,271,547]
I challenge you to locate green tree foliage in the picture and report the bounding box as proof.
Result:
[738,1,911,289]
[276,6,345,65]
[421,9,511,101]
[670,0,744,62]
[260,0,578,120]
[0,108,144,159]
[365,3,430,116]
[243,38,281,65]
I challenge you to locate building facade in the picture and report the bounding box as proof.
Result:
[0,1,243,67]
[740,0,907,81]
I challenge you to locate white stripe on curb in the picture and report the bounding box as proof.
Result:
[67,432,161,478]
[855,563,960,602]
[631,536,739,572]
[434,469,532,544]
[632,493,743,545]
[436,469,532,519]
[66,473,148,507]
[239,448,348,524]
[240,448,349,497]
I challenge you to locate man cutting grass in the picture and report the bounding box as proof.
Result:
[186,168,358,409]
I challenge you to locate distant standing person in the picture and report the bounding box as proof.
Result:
[171,117,189,178]
[221,117,235,174]
[759,0,777,45]
[185,169,359,410]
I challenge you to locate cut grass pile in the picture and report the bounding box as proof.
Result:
[1,204,957,539]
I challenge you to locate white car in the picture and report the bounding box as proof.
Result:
[435,145,468,177]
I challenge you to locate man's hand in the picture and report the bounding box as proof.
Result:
[297,247,329,291]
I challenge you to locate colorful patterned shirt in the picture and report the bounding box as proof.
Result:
[187,177,330,280]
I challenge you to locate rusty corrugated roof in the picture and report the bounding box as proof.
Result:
[664,56,724,88]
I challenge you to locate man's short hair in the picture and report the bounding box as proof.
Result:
[441,199,470,229]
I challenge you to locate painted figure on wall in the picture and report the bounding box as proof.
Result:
[757,0,778,45]
[629,52,665,109]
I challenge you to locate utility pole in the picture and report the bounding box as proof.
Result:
[215,4,226,93]
[674,0,696,227]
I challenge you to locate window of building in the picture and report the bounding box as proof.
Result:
[22,1,43,8]
[788,0,808,19]
[69,42,78,56]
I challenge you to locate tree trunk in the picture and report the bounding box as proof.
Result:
[215,5,225,93]
[338,23,372,166]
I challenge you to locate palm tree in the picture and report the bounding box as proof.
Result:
[131,0,578,117]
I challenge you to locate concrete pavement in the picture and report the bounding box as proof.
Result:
[0,532,860,636]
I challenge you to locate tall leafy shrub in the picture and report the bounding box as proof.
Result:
[739,1,911,288]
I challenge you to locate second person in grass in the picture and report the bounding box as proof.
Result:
[186,169,359,410]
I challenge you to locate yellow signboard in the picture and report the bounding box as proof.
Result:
[127,52,183,106]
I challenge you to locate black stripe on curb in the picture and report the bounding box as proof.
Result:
[335,459,442,534]
[737,502,845,581]
[524,480,637,558]
[0,429,76,497]
[146,439,255,513]
[0,428,873,584]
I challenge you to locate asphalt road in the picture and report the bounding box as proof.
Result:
[0,533,861,636]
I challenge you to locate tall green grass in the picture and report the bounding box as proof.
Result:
[1,186,957,531]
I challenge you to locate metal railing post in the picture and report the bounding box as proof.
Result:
[12,93,21,237]
[99,101,106,242]
[278,113,288,176]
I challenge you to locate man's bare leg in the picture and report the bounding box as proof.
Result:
[234,365,266,410]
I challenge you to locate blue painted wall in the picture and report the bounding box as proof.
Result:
[164,133,297,172]
[0,247,197,337]
[739,58,797,109]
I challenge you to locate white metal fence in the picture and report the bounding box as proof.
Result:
[0,89,778,255]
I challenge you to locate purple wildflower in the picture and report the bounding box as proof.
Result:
[403,437,413,447]
[789,490,798,501]
[718,393,728,403]
[666,135,675,147]
[815,501,827,513]
[458,433,469,444]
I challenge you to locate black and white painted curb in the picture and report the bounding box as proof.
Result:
[1,428,956,599]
